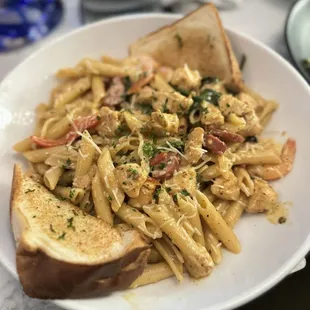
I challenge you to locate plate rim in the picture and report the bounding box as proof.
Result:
[1,12,310,310]
[285,0,310,83]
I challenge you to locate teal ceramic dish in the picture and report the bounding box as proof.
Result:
[285,0,310,83]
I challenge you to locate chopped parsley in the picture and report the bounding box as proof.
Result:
[153,187,162,203]
[168,140,184,152]
[96,115,101,121]
[69,189,76,199]
[57,196,66,201]
[226,103,231,108]
[50,224,56,233]
[58,232,66,240]
[193,88,221,106]
[171,85,190,97]
[25,189,35,194]
[166,187,172,193]
[158,163,166,170]
[137,103,154,115]
[122,181,127,185]
[180,189,190,196]
[143,142,157,158]
[245,136,258,143]
[107,195,113,201]
[67,217,75,230]
[175,33,183,48]
[162,98,169,113]
[123,76,132,91]
[115,123,129,136]
[201,76,219,85]
[127,168,138,178]
[173,194,178,203]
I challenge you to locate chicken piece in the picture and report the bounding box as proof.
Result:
[246,179,278,213]
[170,65,201,91]
[165,167,197,196]
[237,92,258,110]
[200,104,224,127]
[115,163,148,198]
[152,91,193,114]
[185,127,205,164]
[150,112,179,136]
[128,177,159,208]
[211,173,240,201]
[238,110,262,137]
[135,86,154,105]
[218,94,251,117]
[97,107,121,137]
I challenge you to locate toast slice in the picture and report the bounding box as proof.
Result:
[10,165,150,299]
[129,3,243,92]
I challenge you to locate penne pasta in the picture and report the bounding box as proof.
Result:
[91,75,105,106]
[75,130,97,178]
[130,262,174,289]
[54,76,91,108]
[153,238,184,281]
[91,172,113,225]
[177,195,205,246]
[195,190,241,254]
[82,59,127,77]
[143,204,213,278]
[148,247,164,264]
[13,137,33,153]
[53,186,85,205]
[202,222,222,265]
[117,203,162,239]
[23,146,68,163]
[44,166,63,190]
[97,147,124,212]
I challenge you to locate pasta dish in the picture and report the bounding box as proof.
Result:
[13,53,296,287]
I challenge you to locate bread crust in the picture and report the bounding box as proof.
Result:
[10,165,150,299]
[129,3,243,92]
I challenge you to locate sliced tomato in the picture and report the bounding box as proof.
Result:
[31,115,100,148]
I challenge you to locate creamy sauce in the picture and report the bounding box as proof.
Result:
[266,202,292,224]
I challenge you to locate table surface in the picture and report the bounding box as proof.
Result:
[1,0,309,309]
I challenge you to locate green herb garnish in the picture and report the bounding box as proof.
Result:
[168,140,184,152]
[127,168,138,178]
[137,103,154,115]
[67,217,75,230]
[69,189,75,199]
[143,142,157,158]
[201,76,219,85]
[180,189,190,196]
[25,189,35,194]
[245,136,258,143]
[158,163,166,170]
[58,232,66,240]
[175,33,183,48]
[153,187,162,202]
[96,115,101,120]
[193,88,221,106]
[107,195,113,201]
[123,76,132,91]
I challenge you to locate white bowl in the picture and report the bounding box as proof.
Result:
[0,13,309,310]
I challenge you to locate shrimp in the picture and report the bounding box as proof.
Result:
[247,138,296,180]
[127,56,158,94]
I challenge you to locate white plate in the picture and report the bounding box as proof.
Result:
[0,13,309,310]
